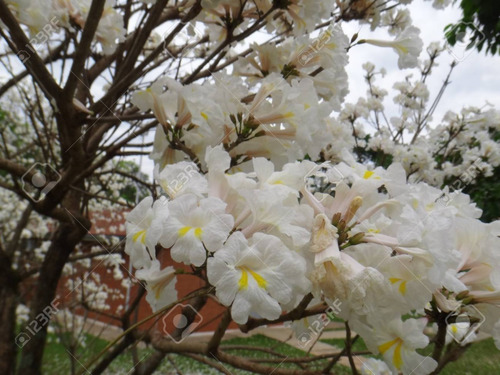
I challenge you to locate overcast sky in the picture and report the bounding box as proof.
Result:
[343,1,500,124]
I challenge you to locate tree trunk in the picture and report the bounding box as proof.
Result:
[0,243,21,375]
[16,219,89,375]
[0,285,19,375]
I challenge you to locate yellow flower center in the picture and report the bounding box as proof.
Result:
[178,226,203,238]
[378,337,404,369]
[238,266,267,290]
[389,277,407,295]
[132,230,146,244]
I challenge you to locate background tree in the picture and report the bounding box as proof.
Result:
[445,0,500,55]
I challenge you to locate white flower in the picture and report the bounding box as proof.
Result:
[125,196,169,269]
[378,255,434,313]
[155,161,207,199]
[493,320,500,350]
[135,260,177,312]
[240,188,314,248]
[361,358,392,375]
[161,194,234,266]
[360,317,437,375]
[311,214,388,318]
[131,79,169,126]
[446,320,476,346]
[363,26,423,69]
[207,231,310,324]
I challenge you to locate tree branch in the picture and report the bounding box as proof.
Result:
[64,0,106,97]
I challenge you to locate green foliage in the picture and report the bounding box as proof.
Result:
[464,165,500,222]
[114,160,150,204]
[446,0,500,55]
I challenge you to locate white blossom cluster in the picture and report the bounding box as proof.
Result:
[5,0,125,54]
[126,144,500,374]
[348,58,500,188]
[121,1,500,374]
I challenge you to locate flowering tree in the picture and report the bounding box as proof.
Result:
[1,1,500,375]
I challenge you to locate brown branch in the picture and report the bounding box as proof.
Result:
[85,113,155,123]
[322,335,359,373]
[75,120,158,183]
[432,314,448,363]
[344,322,359,375]
[181,353,233,375]
[0,158,29,179]
[5,204,33,257]
[0,39,68,98]
[215,350,323,375]
[431,342,470,375]
[221,345,290,358]
[90,1,202,115]
[239,293,315,333]
[91,335,134,375]
[207,309,231,355]
[182,5,276,85]
[115,0,169,81]
[248,351,368,364]
[64,0,106,97]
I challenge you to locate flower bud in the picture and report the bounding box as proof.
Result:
[456,290,469,300]
[344,196,363,224]
[336,219,346,233]
[331,212,342,226]
[349,232,365,245]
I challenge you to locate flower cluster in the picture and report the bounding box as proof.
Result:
[131,25,351,169]
[5,0,125,54]
[342,49,500,191]
[126,143,500,374]
[116,0,500,373]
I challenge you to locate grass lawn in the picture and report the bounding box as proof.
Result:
[42,333,353,374]
[41,331,500,374]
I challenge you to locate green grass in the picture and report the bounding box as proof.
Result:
[41,332,500,374]
[439,338,500,375]
[321,336,369,353]
[42,333,352,374]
